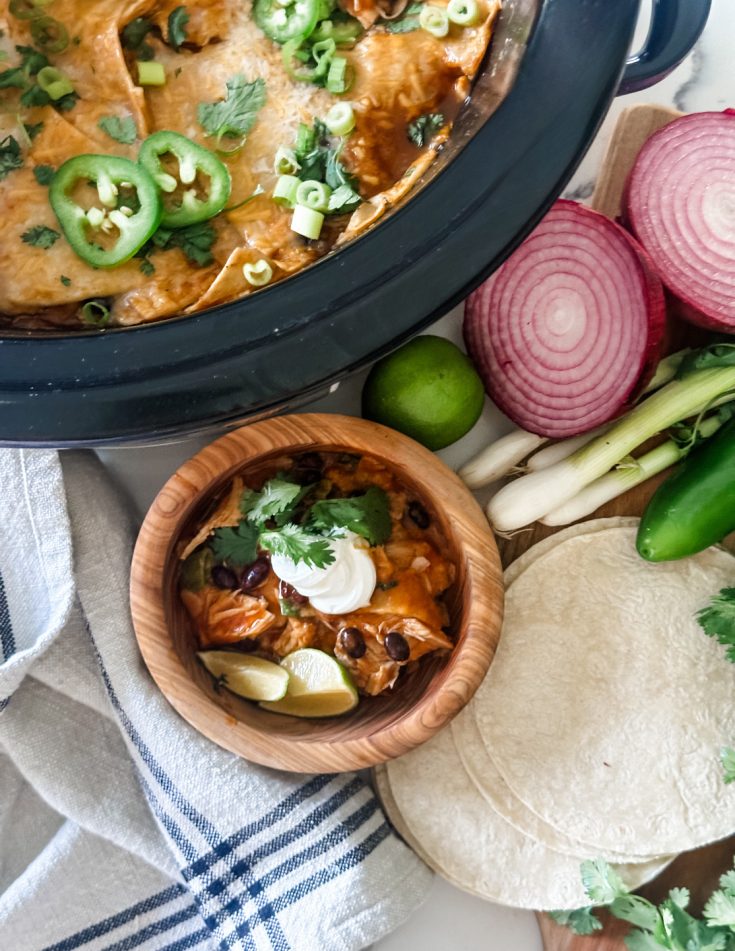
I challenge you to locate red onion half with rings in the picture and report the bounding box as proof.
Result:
[463,200,666,438]
[625,110,735,333]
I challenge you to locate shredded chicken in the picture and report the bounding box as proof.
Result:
[180,586,277,647]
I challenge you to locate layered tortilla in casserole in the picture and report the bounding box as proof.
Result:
[0,0,499,328]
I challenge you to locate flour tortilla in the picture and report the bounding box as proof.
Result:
[475,524,735,856]
[451,705,672,865]
[380,724,671,909]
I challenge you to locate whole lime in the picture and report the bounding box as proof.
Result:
[361,335,485,450]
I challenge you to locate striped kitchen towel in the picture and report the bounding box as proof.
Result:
[0,449,432,951]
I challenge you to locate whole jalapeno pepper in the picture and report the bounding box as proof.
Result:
[138,130,232,228]
[637,418,735,562]
[49,154,161,268]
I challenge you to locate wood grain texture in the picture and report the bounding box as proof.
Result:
[130,413,504,773]
[534,102,735,950]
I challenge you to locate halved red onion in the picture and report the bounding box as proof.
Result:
[624,110,735,333]
[463,200,665,438]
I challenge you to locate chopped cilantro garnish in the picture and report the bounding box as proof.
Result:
[33,164,55,185]
[139,258,155,276]
[407,113,444,148]
[21,225,60,249]
[294,119,360,213]
[60,275,71,286]
[24,120,44,141]
[98,115,137,145]
[211,521,260,567]
[241,478,306,527]
[0,135,23,181]
[121,17,155,60]
[308,487,391,545]
[385,2,422,32]
[259,524,335,569]
[697,588,735,661]
[198,75,266,142]
[168,6,190,50]
[548,908,602,936]
[150,221,217,266]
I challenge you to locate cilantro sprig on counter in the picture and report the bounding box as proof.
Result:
[551,856,735,949]
[210,475,391,570]
[696,588,735,786]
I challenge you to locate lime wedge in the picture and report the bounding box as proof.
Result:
[259,648,359,718]
[198,651,289,702]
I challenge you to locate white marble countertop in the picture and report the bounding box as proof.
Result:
[99,2,735,947]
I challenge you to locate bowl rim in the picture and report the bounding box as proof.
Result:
[130,413,504,772]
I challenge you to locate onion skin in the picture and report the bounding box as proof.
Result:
[463,200,666,438]
[624,110,735,334]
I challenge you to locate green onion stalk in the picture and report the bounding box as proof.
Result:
[487,366,735,532]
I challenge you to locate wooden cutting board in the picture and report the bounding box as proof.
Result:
[508,103,735,950]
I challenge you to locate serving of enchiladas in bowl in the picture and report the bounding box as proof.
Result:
[0,0,500,330]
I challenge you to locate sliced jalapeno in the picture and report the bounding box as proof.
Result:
[138,131,231,228]
[50,155,162,268]
[253,0,320,44]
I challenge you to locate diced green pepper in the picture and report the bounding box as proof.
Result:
[138,130,231,228]
[49,154,162,268]
[180,547,215,590]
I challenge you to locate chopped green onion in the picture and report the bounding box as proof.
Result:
[31,15,69,52]
[311,37,336,72]
[311,18,334,40]
[137,61,166,86]
[324,101,354,136]
[37,66,74,101]
[80,300,111,327]
[487,365,735,532]
[243,258,273,286]
[447,0,479,25]
[325,56,352,94]
[295,179,331,212]
[419,4,449,37]
[291,203,324,239]
[274,146,300,175]
[273,173,300,206]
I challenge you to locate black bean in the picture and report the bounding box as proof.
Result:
[212,565,239,589]
[339,627,366,659]
[298,451,322,470]
[279,581,308,604]
[240,558,270,592]
[407,501,430,529]
[384,631,410,662]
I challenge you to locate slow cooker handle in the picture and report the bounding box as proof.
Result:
[618,0,710,95]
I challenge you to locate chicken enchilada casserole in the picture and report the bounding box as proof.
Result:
[0,0,500,329]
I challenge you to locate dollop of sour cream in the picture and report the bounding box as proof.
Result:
[271,531,376,614]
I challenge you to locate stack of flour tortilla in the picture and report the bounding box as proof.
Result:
[375,519,735,909]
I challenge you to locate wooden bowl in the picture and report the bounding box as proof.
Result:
[130,414,503,773]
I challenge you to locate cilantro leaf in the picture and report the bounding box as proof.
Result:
[624,931,666,951]
[241,478,305,527]
[721,747,735,785]
[21,225,60,249]
[308,486,392,545]
[198,75,266,141]
[98,115,137,145]
[294,119,360,209]
[719,868,735,896]
[697,588,735,662]
[699,889,735,936]
[151,221,217,266]
[328,183,361,213]
[407,113,444,148]
[33,164,55,185]
[211,521,260,567]
[168,6,190,50]
[0,135,23,181]
[24,120,44,141]
[580,859,629,905]
[259,524,335,569]
[60,275,71,286]
[548,908,602,936]
[610,896,659,932]
[16,44,49,75]
[385,2,422,32]
[677,342,735,379]
[667,887,690,910]
[121,17,155,60]
[139,258,155,276]
[0,66,27,89]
